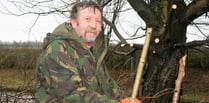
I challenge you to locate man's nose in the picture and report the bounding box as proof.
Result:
[89,20,97,28]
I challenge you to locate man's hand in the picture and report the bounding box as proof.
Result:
[120,98,141,103]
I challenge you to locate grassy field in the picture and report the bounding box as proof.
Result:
[0,68,208,102]
[180,68,209,103]
[0,68,36,92]
[110,68,209,103]
[181,90,209,103]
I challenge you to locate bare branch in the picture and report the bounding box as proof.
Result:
[127,0,159,26]
[125,34,146,40]
[101,0,112,7]
[114,47,136,55]
[174,39,209,48]
[0,0,72,17]
[190,22,208,38]
[184,0,209,22]
[28,15,40,36]
[140,88,174,100]
[103,16,128,44]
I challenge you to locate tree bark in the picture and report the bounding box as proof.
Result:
[126,0,209,102]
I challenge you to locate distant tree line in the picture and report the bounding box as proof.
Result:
[0,44,208,70]
[0,41,42,49]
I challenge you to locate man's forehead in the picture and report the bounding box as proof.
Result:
[79,7,101,14]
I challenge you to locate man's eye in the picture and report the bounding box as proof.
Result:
[85,18,91,21]
[96,20,101,24]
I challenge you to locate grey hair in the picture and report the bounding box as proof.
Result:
[70,1,102,19]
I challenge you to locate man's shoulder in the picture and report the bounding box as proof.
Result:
[52,22,71,35]
[47,39,70,50]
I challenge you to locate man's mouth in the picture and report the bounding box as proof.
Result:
[87,32,96,36]
[86,42,95,48]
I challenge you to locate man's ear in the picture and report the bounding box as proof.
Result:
[69,18,77,28]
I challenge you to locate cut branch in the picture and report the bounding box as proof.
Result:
[132,27,152,98]
[172,55,187,103]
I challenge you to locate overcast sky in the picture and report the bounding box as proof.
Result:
[0,13,67,42]
[0,0,146,44]
[0,0,67,42]
[0,0,208,43]
[0,11,145,43]
[0,0,144,43]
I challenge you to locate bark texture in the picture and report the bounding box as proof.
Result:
[127,0,209,103]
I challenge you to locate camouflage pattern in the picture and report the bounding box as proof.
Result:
[35,22,125,103]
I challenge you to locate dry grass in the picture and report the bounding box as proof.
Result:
[110,68,209,102]
[0,68,208,102]
[0,69,36,91]
[181,68,209,103]
[181,90,209,103]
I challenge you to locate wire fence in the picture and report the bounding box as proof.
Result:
[0,88,35,103]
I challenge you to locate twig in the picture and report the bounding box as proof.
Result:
[140,88,174,99]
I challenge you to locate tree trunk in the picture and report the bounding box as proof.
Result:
[141,11,187,103]
[126,1,192,102]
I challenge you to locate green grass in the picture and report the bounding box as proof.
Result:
[181,90,209,103]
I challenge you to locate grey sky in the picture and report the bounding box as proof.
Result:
[0,0,208,44]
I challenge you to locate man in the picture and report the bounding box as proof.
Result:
[35,1,141,103]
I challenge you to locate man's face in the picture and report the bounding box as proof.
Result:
[70,8,102,48]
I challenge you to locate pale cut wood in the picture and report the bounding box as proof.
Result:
[172,55,187,103]
[131,27,152,98]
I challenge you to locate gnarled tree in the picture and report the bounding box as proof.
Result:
[127,0,209,102]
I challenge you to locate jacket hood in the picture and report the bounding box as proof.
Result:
[50,22,84,42]
[52,22,71,36]
[42,22,88,50]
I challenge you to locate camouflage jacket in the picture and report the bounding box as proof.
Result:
[35,22,125,103]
